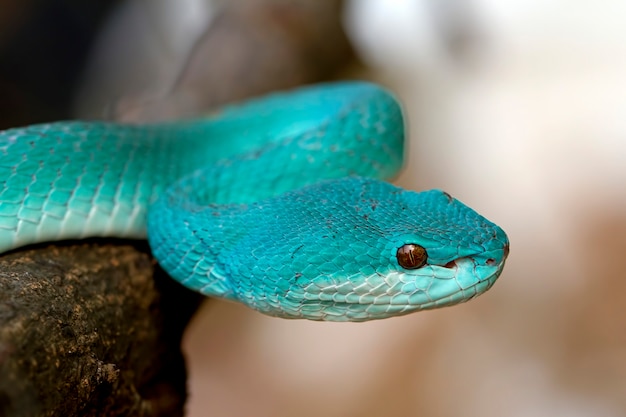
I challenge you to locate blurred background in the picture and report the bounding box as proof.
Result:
[2,0,625,416]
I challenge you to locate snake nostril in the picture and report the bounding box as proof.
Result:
[486,258,496,266]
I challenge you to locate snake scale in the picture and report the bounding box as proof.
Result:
[0,82,508,321]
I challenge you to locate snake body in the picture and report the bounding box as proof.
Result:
[0,82,508,321]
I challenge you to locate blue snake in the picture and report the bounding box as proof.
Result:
[0,82,508,321]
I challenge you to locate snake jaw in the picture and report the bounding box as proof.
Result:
[269,250,508,322]
[278,211,509,322]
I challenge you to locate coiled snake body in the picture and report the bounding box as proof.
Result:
[0,82,508,321]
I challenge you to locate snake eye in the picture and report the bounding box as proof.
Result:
[396,244,427,270]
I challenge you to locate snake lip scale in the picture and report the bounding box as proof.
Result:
[0,81,509,322]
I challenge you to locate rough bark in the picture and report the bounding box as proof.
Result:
[0,243,202,417]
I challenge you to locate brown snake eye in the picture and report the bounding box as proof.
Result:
[396,244,428,270]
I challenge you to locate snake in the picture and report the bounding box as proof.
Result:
[0,81,508,322]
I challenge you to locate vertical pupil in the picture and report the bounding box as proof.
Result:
[396,244,427,269]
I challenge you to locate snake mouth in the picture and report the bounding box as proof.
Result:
[296,298,417,322]
[290,264,503,321]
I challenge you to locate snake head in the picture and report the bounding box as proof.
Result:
[208,177,509,321]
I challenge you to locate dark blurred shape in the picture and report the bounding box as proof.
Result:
[0,0,120,129]
[100,0,354,122]
[425,0,485,65]
[174,0,353,113]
